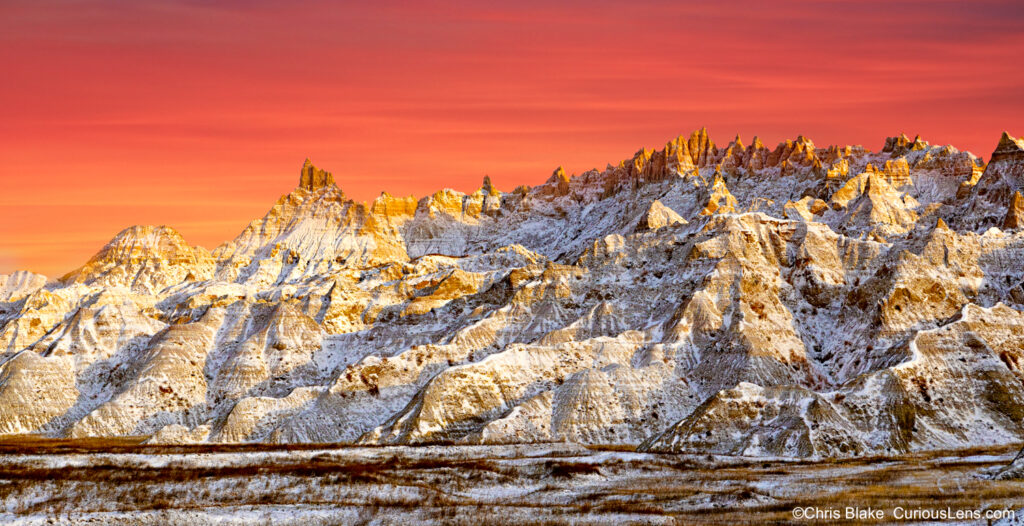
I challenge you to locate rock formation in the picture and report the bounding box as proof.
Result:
[298,158,336,190]
[2,132,1024,460]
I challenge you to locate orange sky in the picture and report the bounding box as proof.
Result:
[2,0,1023,277]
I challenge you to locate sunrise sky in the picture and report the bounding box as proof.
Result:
[2,0,1023,276]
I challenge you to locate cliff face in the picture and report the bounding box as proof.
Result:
[3,130,1024,459]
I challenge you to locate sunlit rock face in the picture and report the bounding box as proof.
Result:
[61,225,215,294]
[3,130,1024,459]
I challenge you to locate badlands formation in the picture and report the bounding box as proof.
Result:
[3,130,1024,459]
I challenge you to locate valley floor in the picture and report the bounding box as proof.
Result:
[0,439,1022,525]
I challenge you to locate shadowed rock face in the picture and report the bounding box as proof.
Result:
[2,132,1024,459]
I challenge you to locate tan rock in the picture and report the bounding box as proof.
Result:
[639,200,686,230]
[298,158,336,191]
[1003,191,1024,229]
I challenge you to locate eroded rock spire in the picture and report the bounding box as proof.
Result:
[298,158,336,190]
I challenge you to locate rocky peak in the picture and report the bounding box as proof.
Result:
[0,271,47,303]
[881,133,928,157]
[62,225,214,292]
[298,158,336,191]
[882,134,912,154]
[542,166,572,197]
[991,131,1024,163]
[97,225,195,256]
[769,135,818,169]
[687,127,715,165]
[976,132,1024,188]
[481,175,496,195]
[547,166,569,185]
[952,132,1024,230]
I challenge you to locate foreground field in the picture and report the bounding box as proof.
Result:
[0,440,1023,525]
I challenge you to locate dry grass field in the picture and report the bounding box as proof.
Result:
[0,438,1022,525]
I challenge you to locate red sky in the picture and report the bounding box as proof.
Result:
[2,0,1023,277]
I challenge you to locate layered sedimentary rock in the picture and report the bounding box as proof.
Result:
[61,225,215,293]
[645,303,1024,457]
[2,130,1024,459]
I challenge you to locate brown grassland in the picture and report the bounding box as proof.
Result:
[0,437,1021,524]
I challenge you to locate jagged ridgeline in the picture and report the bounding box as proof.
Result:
[3,129,1024,459]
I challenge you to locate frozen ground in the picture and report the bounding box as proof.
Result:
[0,439,1023,524]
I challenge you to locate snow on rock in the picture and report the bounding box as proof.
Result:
[2,132,1024,459]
